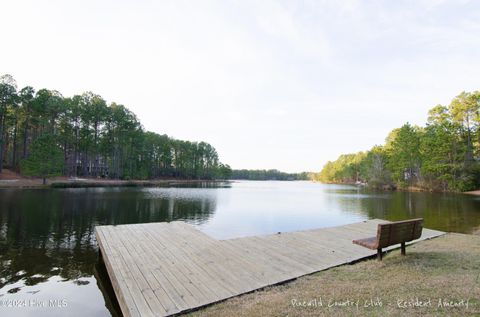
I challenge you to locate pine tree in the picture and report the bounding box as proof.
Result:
[21,134,64,185]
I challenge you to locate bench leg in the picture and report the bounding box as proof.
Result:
[377,248,382,261]
[401,242,406,256]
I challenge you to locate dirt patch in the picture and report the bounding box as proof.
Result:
[185,233,480,317]
[0,169,24,180]
[464,190,480,196]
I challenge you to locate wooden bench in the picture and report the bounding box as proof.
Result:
[352,218,423,260]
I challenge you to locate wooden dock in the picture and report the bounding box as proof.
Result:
[95,219,444,317]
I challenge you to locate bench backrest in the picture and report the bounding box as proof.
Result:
[376,218,423,248]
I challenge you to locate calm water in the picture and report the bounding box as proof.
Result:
[1,181,479,316]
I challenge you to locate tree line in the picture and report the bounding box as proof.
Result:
[315,91,480,192]
[231,169,309,181]
[0,74,231,182]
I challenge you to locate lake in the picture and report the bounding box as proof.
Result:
[1,181,479,316]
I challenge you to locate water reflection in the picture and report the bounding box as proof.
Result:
[0,185,218,317]
[0,182,479,316]
[321,186,480,233]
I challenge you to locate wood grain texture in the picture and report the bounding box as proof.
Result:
[95,219,445,317]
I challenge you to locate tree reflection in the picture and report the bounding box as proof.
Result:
[329,188,480,233]
[0,187,217,291]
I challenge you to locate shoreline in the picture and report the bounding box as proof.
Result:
[464,190,480,196]
[0,176,230,189]
[317,180,480,195]
[2,173,480,193]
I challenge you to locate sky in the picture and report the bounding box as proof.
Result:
[1,0,480,173]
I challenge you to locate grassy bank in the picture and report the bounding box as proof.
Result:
[186,233,480,317]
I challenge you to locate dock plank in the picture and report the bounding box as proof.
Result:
[95,219,445,317]
[140,223,235,302]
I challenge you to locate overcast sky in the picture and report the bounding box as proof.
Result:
[1,0,480,172]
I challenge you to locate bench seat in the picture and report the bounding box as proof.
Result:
[352,218,423,260]
[352,236,378,249]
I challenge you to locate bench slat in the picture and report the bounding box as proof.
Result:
[377,219,423,248]
[352,218,424,260]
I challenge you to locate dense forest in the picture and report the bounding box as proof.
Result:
[315,91,480,192]
[0,74,232,182]
[231,169,309,181]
